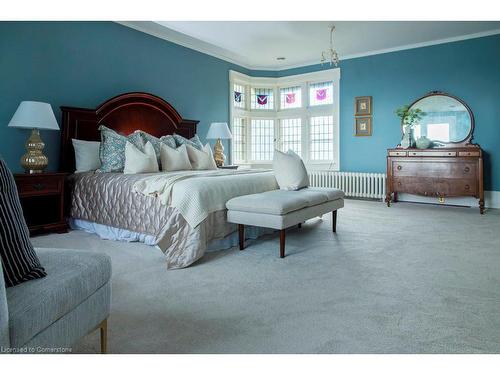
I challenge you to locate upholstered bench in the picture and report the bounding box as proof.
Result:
[226,188,344,258]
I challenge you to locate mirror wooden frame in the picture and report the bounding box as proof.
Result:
[402,91,475,148]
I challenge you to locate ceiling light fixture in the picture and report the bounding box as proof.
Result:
[320,26,339,67]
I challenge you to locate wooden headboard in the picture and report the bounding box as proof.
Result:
[60,92,198,172]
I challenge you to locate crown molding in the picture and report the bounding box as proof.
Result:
[117,22,500,72]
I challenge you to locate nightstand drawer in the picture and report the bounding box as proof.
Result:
[16,176,62,196]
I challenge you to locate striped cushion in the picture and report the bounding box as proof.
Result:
[0,159,46,287]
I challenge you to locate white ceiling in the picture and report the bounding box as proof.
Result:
[120,21,500,70]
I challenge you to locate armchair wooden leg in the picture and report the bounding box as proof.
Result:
[332,210,337,233]
[238,224,245,250]
[100,319,108,354]
[280,229,286,258]
[298,223,302,228]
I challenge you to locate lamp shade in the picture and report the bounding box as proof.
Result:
[206,122,232,140]
[8,101,59,131]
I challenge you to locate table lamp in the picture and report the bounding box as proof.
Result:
[8,101,60,174]
[206,122,232,167]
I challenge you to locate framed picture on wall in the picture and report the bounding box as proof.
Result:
[355,116,372,136]
[355,96,372,116]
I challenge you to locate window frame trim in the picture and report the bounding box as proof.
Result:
[229,68,340,170]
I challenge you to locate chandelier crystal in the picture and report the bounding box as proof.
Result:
[320,26,340,67]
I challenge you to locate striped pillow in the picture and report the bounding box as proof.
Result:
[0,158,46,287]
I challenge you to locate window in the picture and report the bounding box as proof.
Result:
[251,87,274,110]
[230,69,340,168]
[309,81,333,106]
[310,116,334,161]
[279,118,302,156]
[233,83,245,109]
[251,119,275,161]
[232,117,246,162]
[280,86,301,109]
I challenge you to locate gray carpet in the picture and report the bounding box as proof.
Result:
[31,200,500,353]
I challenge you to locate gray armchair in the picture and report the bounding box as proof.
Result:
[0,248,111,354]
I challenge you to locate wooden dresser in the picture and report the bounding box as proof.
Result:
[386,146,484,213]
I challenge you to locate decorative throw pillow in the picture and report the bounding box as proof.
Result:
[173,134,203,150]
[124,141,159,174]
[0,158,46,287]
[72,139,101,172]
[186,143,218,170]
[273,149,309,190]
[160,143,192,171]
[134,131,177,165]
[97,125,144,173]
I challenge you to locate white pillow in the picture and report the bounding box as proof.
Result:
[273,149,309,190]
[72,139,101,172]
[160,143,192,171]
[186,143,218,170]
[124,141,159,174]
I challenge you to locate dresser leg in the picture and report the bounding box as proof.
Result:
[385,193,392,207]
[479,200,485,214]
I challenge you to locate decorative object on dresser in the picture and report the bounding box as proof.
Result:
[355,96,372,116]
[206,122,232,167]
[14,172,69,235]
[8,101,60,174]
[395,104,426,149]
[386,91,484,214]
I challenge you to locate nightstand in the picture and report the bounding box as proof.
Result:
[218,165,239,170]
[14,172,69,236]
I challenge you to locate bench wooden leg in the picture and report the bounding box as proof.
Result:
[238,224,245,250]
[332,210,337,233]
[280,229,286,258]
[100,318,107,354]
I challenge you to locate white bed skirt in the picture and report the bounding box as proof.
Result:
[70,218,273,254]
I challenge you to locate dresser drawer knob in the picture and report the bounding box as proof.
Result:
[32,183,46,191]
[397,165,402,171]
[464,167,470,173]
[465,184,470,190]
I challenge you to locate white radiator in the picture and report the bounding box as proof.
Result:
[308,171,387,200]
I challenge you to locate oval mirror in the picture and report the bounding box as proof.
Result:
[403,92,474,146]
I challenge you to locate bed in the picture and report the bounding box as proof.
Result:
[60,92,277,269]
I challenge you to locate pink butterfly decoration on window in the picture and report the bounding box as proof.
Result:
[285,93,296,104]
[257,94,268,105]
[316,89,327,101]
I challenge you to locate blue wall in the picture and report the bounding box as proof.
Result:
[0,21,246,172]
[251,34,500,191]
[1,22,499,190]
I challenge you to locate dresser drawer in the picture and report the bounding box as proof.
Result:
[15,176,63,196]
[392,161,477,178]
[407,150,457,157]
[393,177,477,197]
[459,151,481,157]
[388,151,407,157]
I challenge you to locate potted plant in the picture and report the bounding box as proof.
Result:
[395,105,426,149]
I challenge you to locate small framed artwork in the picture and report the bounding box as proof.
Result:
[355,116,372,136]
[355,96,372,116]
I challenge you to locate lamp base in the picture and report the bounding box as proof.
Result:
[21,128,48,174]
[213,138,226,167]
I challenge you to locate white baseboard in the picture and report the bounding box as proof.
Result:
[397,191,500,209]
